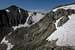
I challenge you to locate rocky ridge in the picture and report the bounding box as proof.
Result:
[0,5,75,50]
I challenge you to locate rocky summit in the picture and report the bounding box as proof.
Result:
[0,5,29,42]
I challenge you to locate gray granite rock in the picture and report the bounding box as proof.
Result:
[0,44,7,50]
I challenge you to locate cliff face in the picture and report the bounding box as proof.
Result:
[5,5,28,26]
[0,5,29,42]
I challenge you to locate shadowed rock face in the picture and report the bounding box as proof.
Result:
[6,5,29,26]
[0,44,7,50]
[0,5,29,42]
[0,10,13,42]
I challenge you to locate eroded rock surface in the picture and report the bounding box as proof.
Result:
[0,5,29,42]
[0,44,7,50]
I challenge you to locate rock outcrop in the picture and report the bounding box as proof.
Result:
[0,5,29,42]
[5,5,28,26]
[0,44,7,50]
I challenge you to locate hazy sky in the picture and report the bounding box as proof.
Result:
[0,0,75,10]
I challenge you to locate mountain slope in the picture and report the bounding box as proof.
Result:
[1,4,75,50]
[48,4,75,46]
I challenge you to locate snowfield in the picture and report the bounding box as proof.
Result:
[48,4,75,46]
[47,14,75,46]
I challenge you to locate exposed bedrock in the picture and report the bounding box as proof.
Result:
[0,5,29,42]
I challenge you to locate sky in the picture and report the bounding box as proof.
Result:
[0,0,75,10]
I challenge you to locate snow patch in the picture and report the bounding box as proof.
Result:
[47,14,75,46]
[12,12,45,30]
[1,36,14,50]
[6,9,10,12]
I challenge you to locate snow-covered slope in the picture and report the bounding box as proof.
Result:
[47,4,75,46]
[53,4,75,11]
